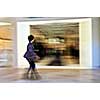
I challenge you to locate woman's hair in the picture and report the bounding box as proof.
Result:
[28,35,34,42]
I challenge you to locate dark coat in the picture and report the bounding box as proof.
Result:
[24,42,36,60]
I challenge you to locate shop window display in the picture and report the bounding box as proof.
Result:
[30,23,79,66]
[0,25,13,67]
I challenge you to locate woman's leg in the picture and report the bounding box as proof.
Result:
[31,61,36,72]
[26,58,32,74]
[31,61,36,75]
[27,65,31,74]
[31,61,40,79]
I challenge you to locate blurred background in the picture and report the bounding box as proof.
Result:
[30,22,79,66]
[0,25,13,67]
[0,19,79,67]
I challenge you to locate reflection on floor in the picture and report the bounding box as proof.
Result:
[0,68,100,83]
[37,56,79,66]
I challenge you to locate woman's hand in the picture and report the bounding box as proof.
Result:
[34,55,40,62]
[37,55,40,59]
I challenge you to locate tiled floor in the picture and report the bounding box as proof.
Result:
[0,68,100,83]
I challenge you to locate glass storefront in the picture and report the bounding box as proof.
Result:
[30,22,79,66]
[0,25,13,67]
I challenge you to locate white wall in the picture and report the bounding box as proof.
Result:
[17,22,30,68]
[17,18,97,69]
[79,19,92,68]
[92,18,100,68]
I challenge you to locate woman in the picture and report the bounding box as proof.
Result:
[24,35,40,79]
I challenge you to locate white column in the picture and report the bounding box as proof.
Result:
[17,22,30,68]
[92,18,100,68]
[79,19,92,68]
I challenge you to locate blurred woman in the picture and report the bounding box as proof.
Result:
[24,35,40,79]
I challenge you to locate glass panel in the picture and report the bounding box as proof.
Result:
[30,23,79,66]
[0,25,13,67]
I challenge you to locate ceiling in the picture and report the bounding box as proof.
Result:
[0,17,90,22]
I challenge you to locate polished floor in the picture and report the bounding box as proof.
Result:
[0,68,100,83]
